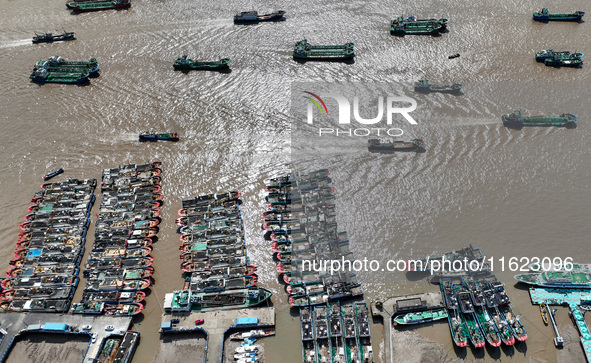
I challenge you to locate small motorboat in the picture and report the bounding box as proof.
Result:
[448,53,460,59]
[43,168,64,181]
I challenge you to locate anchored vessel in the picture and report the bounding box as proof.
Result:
[544,52,583,67]
[533,8,585,21]
[501,111,577,127]
[367,138,425,152]
[32,31,75,43]
[173,54,230,71]
[234,10,285,24]
[139,131,179,141]
[36,56,99,75]
[29,68,89,84]
[414,80,463,93]
[43,168,64,181]
[391,16,448,30]
[390,20,441,35]
[293,40,355,61]
[67,0,131,11]
[535,49,582,61]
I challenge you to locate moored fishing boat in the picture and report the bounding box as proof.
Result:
[230,328,275,340]
[32,31,75,43]
[293,40,355,62]
[29,68,89,84]
[544,52,583,67]
[455,284,486,348]
[234,10,286,23]
[367,138,425,152]
[70,301,105,314]
[67,0,131,12]
[535,49,581,61]
[499,304,527,342]
[414,80,463,93]
[501,111,577,127]
[394,308,448,325]
[533,8,585,21]
[173,55,230,71]
[139,131,179,141]
[103,302,143,316]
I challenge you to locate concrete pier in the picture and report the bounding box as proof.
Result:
[370,291,443,363]
[159,305,275,363]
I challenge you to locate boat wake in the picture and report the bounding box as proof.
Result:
[0,39,30,49]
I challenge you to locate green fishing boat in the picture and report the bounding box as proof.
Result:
[173,54,230,71]
[390,22,441,35]
[474,305,502,347]
[293,40,355,61]
[391,16,448,30]
[501,110,577,127]
[164,287,272,312]
[66,0,131,12]
[544,52,583,67]
[533,8,585,21]
[29,68,89,84]
[394,308,448,325]
[36,56,99,75]
[515,271,591,288]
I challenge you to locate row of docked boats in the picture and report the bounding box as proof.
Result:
[264,169,363,306]
[440,274,527,348]
[300,302,374,363]
[30,56,99,84]
[163,191,271,313]
[69,161,163,316]
[0,178,97,312]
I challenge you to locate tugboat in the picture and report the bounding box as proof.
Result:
[139,131,179,142]
[67,0,131,12]
[368,138,425,152]
[414,80,463,93]
[43,168,64,181]
[293,40,355,62]
[173,54,230,71]
[544,52,583,67]
[29,68,89,84]
[233,10,286,24]
[394,309,448,325]
[533,8,585,21]
[535,49,581,62]
[32,31,75,44]
[501,111,577,127]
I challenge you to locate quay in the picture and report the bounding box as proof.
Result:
[0,312,132,363]
[371,291,443,363]
[159,305,275,363]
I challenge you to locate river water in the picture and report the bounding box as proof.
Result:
[1,0,591,362]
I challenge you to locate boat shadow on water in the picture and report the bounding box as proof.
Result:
[504,122,577,130]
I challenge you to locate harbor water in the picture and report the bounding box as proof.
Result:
[1,0,591,361]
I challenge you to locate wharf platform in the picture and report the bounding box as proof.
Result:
[0,312,131,363]
[160,305,275,363]
[370,291,443,363]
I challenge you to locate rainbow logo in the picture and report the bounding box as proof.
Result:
[303,91,328,115]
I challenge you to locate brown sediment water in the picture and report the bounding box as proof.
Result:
[1,0,591,362]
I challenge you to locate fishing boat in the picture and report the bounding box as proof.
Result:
[535,49,581,61]
[544,52,583,67]
[42,168,64,181]
[36,56,99,75]
[533,8,585,21]
[139,131,179,141]
[103,302,143,316]
[29,68,89,84]
[473,303,502,347]
[67,0,131,12]
[173,55,230,71]
[394,308,448,325]
[70,301,105,314]
[391,16,448,28]
[233,10,286,23]
[166,287,272,312]
[501,111,577,127]
[32,31,75,44]
[293,40,355,62]
[540,303,549,325]
[499,304,527,342]
[455,285,486,348]
[390,23,441,35]
[230,328,275,340]
[515,270,591,288]
[414,80,463,93]
[367,138,425,152]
